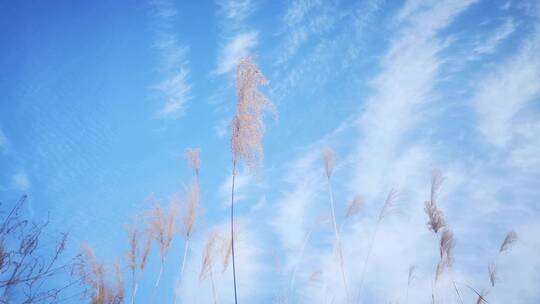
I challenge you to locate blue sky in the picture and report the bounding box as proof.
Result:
[1,0,540,303]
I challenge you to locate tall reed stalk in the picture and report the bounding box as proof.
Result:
[229,57,275,303]
[424,170,458,303]
[321,147,350,303]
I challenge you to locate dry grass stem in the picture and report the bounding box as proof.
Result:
[488,263,496,287]
[408,265,416,287]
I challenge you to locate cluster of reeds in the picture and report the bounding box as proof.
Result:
[79,246,124,304]
[74,56,520,304]
[80,146,201,304]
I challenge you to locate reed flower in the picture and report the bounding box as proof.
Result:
[228,57,275,304]
[231,57,275,171]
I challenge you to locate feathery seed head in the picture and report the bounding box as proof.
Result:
[322,147,335,179]
[379,189,399,220]
[184,148,201,175]
[231,57,275,171]
[499,230,518,253]
[200,231,219,280]
[435,228,455,281]
[183,179,200,240]
[345,195,365,219]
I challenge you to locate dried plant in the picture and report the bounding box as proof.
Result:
[424,200,446,234]
[321,146,350,303]
[200,232,220,304]
[229,56,275,304]
[378,189,400,220]
[406,265,415,304]
[499,230,518,253]
[435,229,455,281]
[425,170,447,234]
[149,201,178,290]
[182,181,199,241]
[113,262,125,303]
[345,196,364,219]
[231,56,275,171]
[126,221,153,304]
[422,170,461,303]
[476,229,518,303]
[0,196,81,303]
[476,290,489,304]
[179,151,201,285]
[126,227,138,304]
[488,263,496,287]
[80,246,124,304]
[184,148,201,176]
[322,147,335,179]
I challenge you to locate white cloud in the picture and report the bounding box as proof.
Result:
[217,0,255,22]
[218,169,257,207]
[473,26,540,148]
[12,172,30,192]
[473,18,516,55]
[215,31,258,75]
[152,0,193,118]
[156,69,192,117]
[0,128,8,154]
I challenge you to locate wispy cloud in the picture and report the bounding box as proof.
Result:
[152,0,193,118]
[155,69,192,117]
[216,0,255,24]
[0,128,8,154]
[12,172,30,192]
[473,25,540,149]
[215,31,258,75]
[473,18,516,56]
[472,19,540,176]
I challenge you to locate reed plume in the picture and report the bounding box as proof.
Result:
[321,146,350,303]
[150,200,178,291]
[179,147,201,292]
[80,245,125,304]
[229,56,274,304]
[423,170,461,303]
[200,231,220,304]
[476,230,518,303]
[345,196,365,220]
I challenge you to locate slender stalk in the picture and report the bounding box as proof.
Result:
[452,278,464,304]
[131,281,140,304]
[154,260,164,297]
[210,266,218,304]
[289,228,314,299]
[180,239,190,279]
[230,161,238,304]
[405,285,409,304]
[355,220,380,303]
[326,176,350,303]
